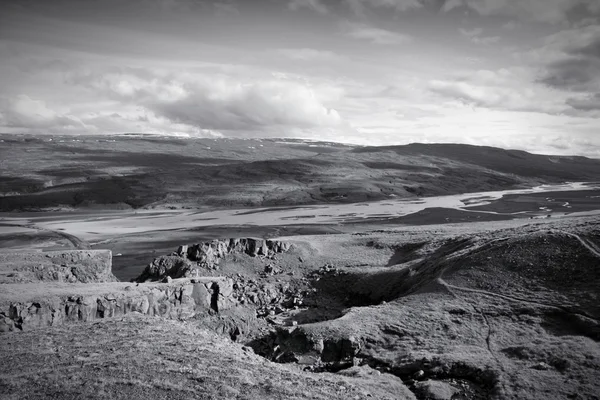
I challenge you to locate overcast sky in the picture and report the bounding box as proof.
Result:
[1,0,599,156]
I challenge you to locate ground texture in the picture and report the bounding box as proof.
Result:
[1,216,600,399]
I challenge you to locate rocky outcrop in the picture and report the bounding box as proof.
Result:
[0,278,235,332]
[0,250,116,284]
[136,238,292,282]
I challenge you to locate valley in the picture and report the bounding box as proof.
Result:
[1,136,600,399]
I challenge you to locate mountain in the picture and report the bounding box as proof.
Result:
[1,135,599,211]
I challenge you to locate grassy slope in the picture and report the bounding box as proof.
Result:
[1,135,600,211]
[0,315,414,400]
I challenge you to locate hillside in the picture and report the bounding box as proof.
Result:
[2,215,600,399]
[1,135,600,211]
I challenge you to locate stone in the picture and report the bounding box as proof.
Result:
[2,278,238,332]
[136,238,292,282]
[0,250,116,284]
[0,316,14,332]
[413,380,458,400]
[532,362,551,370]
[176,245,188,257]
[135,256,193,282]
[413,370,425,380]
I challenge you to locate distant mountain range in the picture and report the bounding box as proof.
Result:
[1,135,599,211]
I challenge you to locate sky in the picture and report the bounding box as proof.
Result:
[0,0,599,156]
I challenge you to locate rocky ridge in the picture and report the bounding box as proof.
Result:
[136,238,291,282]
[2,222,600,399]
[0,250,116,284]
[0,277,236,333]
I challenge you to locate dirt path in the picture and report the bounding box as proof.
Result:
[436,230,600,321]
[553,230,600,258]
[436,277,574,311]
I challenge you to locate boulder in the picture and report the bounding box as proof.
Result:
[413,380,459,400]
[135,255,194,282]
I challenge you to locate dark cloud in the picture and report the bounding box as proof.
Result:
[574,37,600,59]
[442,0,600,24]
[566,93,600,111]
[537,26,600,92]
[538,57,600,91]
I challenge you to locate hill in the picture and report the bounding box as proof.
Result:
[1,135,599,211]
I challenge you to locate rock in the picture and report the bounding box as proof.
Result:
[0,316,15,332]
[136,238,292,282]
[162,276,172,283]
[264,264,282,275]
[532,362,551,370]
[413,380,458,400]
[413,370,425,380]
[0,250,116,284]
[321,337,362,362]
[2,278,237,332]
[176,245,188,257]
[135,255,193,282]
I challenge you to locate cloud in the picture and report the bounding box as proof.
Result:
[539,57,600,91]
[459,27,501,45]
[213,1,239,16]
[566,93,600,111]
[502,20,518,30]
[151,80,343,132]
[288,0,328,14]
[343,22,412,44]
[276,48,343,61]
[67,68,345,134]
[345,0,423,16]
[543,24,600,58]
[443,0,600,24]
[536,25,600,92]
[428,68,566,114]
[0,95,85,131]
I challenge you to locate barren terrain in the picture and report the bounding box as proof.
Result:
[1,136,600,399]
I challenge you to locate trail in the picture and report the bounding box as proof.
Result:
[552,230,600,258]
[436,230,600,321]
[437,277,577,311]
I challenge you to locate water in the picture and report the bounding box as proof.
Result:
[1,182,599,243]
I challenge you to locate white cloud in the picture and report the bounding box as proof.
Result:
[428,67,567,115]
[343,23,412,45]
[150,79,344,132]
[63,68,347,135]
[0,95,86,131]
[276,48,343,61]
